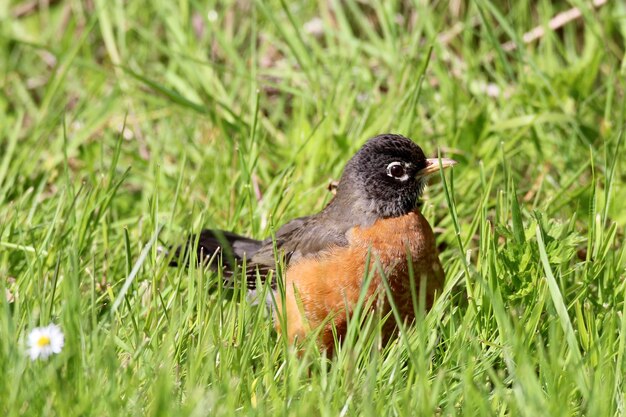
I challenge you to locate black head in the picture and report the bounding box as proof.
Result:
[329,134,455,224]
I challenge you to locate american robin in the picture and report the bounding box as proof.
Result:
[171,134,456,354]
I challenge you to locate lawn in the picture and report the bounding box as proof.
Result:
[1,0,625,415]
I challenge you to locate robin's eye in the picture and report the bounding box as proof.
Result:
[386,162,408,180]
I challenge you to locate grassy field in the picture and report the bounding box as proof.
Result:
[1,0,625,415]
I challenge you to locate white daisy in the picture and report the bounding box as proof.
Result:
[27,323,64,360]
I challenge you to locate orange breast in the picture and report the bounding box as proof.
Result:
[273,210,444,353]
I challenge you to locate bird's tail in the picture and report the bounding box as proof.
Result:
[169,229,262,272]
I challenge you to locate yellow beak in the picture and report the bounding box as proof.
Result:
[416,158,457,178]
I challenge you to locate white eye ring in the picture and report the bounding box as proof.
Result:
[386,161,410,181]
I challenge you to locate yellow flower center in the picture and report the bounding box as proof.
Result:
[37,336,51,347]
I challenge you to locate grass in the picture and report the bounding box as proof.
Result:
[1,0,625,415]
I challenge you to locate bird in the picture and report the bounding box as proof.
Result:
[170,134,456,354]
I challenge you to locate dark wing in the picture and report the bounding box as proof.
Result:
[170,215,351,290]
[246,215,350,288]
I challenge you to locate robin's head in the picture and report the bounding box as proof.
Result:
[333,134,456,222]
